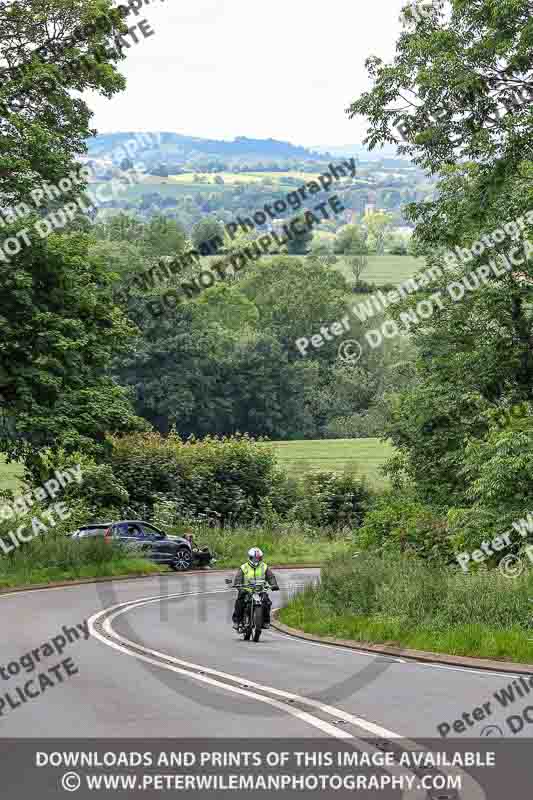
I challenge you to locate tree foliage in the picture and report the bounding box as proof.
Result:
[349,0,533,520]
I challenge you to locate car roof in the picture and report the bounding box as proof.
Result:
[80,520,159,528]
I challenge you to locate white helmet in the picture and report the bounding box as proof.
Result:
[248,547,263,567]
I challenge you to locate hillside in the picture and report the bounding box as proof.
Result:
[86,132,328,166]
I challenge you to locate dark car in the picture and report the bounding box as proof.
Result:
[70,520,194,571]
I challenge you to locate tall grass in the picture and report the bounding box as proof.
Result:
[279,552,533,663]
[0,518,350,589]
[0,533,159,588]
[196,524,351,568]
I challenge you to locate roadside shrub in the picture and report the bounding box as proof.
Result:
[64,462,129,512]
[357,490,451,564]
[462,428,533,513]
[107,433,184,506]
[291,471,371,529]
[108,432,279,525]
[446,507,503,563]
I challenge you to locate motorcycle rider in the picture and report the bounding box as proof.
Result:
[232,547,279,630]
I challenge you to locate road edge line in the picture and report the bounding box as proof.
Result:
[271,609,533,675]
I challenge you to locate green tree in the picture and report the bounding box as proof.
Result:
[365,212,393,255]
[239,256,351,354]
[0,0,126,210]
[192,217,224,255]
[348,0,533,506]
[286,221,313,255]
[0,0,145,472]
[94,213,145,245]
[196,285,260,332]
[0,229,146,470]
[349,0,533,225]
[140,215,189,259]
[333,224,369,281]
[334,224,367,255]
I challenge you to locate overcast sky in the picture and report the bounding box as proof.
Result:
[86,0,408,146]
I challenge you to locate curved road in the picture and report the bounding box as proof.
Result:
[0,568,527,742]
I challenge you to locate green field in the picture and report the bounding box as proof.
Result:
[1,439,392,495]
[92,181,231,200]
[165,171,322,185]
[91,171,306,202]
[259,438,393,486]
[0,456,24,493]
[336,254,423,285]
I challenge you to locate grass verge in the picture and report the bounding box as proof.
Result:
[197,527,350,569]
[278,553,533,664]
[0,527,347,590]
[0,533,162,590]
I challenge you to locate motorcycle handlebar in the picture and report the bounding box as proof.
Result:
[227,582,276,590]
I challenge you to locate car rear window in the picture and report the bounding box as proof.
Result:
[78,526,110,537]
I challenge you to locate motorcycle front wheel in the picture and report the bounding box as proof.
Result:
[243,608,252,640]
[252,605,263,642]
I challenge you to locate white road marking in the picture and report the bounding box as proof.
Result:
[88,588,402,739]
[270,629,520,678]
[88,588,491,798]
[1,573,521,679]
[270,628,408,664]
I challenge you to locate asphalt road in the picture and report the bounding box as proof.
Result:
[0,568,528,743]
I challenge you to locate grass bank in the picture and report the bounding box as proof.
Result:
[196,526,350,569]
[0,535,161,590]
[0,527,348,590]
[278,553,533,664]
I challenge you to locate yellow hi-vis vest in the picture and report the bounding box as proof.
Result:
[241,561,267,590]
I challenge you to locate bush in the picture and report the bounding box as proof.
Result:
[352,280,397,294]
[291,471,372,529]
[357,491,451,564]
[323,411,383,439]
[108,432,280,525]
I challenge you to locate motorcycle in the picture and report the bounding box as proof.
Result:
[226,578,271,642]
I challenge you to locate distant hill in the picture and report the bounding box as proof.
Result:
[312,143,407,163]
[86,132,329,165]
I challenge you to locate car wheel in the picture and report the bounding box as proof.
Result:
[171,547,193,571]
